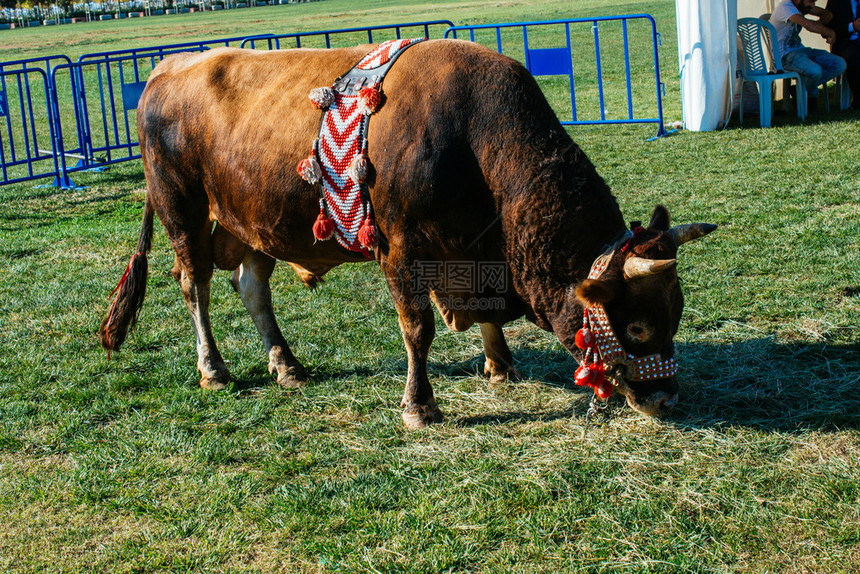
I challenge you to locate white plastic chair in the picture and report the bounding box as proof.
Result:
[737,17,806,127]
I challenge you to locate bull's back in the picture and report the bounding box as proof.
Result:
[138,47,373,162]
[138,41,536,172]
[136,41,563,262]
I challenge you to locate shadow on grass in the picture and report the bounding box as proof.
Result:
[0,189,131,232]
[669,338,860,432]
[214,337,860,432]
[452,407,592,427]
[231,365,382,395]
[731,105,860,129]
[444,339,860,431]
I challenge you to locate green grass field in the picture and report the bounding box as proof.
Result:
[1,1,859,572]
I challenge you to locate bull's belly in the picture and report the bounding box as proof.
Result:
[430,290,526,331]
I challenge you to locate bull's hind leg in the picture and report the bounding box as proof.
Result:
[229,249,308,388]
[479,323,521,386]
[171,255,231,390]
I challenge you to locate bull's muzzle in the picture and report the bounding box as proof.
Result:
[612,374,679,416]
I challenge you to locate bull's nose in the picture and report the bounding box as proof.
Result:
[658,393,678,413]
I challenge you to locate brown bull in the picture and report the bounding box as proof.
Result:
[100,40,715,428]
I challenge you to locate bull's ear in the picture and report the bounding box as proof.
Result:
[648,205,670,231]
[575,278,617,306]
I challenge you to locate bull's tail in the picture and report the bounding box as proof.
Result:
[99,199,154,354]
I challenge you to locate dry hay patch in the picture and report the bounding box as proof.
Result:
[786,432,860,466]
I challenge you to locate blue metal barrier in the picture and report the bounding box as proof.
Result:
[0,16,670,189]
[44,22,455,188]
[445,15,668,138]
[0,55,73,74]
[77,33,275,62]
[49,46,211,185]
[0,56,72,186]
[239,20,455,49]
[0,36,274,188]
[0,67,61,186]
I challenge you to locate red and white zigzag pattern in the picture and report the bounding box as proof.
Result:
[318,92,366,251]
[356,38,425,70]
[313,38,425,252]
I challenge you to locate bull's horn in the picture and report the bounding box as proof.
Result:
[623,257,676,280]
[668,223,717,246]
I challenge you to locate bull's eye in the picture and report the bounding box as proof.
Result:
[626,322,651,342]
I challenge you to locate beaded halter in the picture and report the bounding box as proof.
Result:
[297,38,426,254]
[574,229,679,400]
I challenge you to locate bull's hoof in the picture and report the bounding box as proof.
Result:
[401,402,444,430]
[200,376,231,391]
[484,360,522,387]
[269,362,308,389]
[278,367,308,389]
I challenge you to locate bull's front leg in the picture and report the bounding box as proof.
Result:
[230,249,308,388]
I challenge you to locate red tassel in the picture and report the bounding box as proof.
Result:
[357,216,378,249]
[575,327,593,350]
[576,362,607,389]
[104,253,142,360]
[574,364,595,387]
[358,87,382,115]
[312,210,335,241]
[591,363,607,387]
[297,155,321,185]
[595,379,614,400]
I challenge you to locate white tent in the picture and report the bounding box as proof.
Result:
[675,0,738,131]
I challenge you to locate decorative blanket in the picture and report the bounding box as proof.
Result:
[297,38,426,253]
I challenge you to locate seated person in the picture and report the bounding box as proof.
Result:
[825,0,860,109]
[771,0,847,112]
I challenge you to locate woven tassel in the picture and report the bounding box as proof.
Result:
[308,86,335,109]
[357,216,378,249]
[313,212,335,241]
[347,154,368,184]
[297,154,321,185]
[575,362,606,389]
[595,379,614,400]
[357,87,382,115]
[590,364,607,388]
[312,199,335,241]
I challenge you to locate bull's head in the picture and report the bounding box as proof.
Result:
[572,205,716,416]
